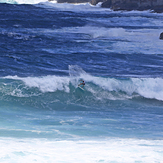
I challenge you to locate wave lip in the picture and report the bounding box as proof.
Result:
[2,75,71,93]
[131,78,163,101]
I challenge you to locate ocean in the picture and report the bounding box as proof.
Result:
[0,0,163,162]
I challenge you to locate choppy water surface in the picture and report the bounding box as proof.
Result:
[0,1,163,162]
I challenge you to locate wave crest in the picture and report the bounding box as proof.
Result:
[2,73,163,101]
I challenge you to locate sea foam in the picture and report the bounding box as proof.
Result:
[0,138,163,163]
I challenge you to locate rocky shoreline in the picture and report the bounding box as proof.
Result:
[50,0,163,13]
[100,0,163,13]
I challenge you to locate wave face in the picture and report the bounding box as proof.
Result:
[1,72,163,140]
[2,68,163,102]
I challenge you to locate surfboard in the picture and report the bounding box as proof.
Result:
[78,86,84,91]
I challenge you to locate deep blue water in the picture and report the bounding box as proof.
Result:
[0,1,163,162]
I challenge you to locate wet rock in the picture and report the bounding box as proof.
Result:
[101,0,112,8]
[57,0,90,3]
[160,32,163,40]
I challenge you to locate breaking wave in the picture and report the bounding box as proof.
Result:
[1,65,163,102]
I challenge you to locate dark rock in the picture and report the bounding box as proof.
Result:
[50,0,163,12]
[101,0,163,12]
[153,5,163,13]
[113,2,139,10]
[101,0,112,8]
[110,0,151,11]
[57,0,90,3]
[160,32,163,40]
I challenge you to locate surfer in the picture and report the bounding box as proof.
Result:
[78,80,85,88]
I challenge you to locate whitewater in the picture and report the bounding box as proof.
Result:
[0,0,163,162]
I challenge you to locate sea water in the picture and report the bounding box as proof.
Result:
[0,1,163,162]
